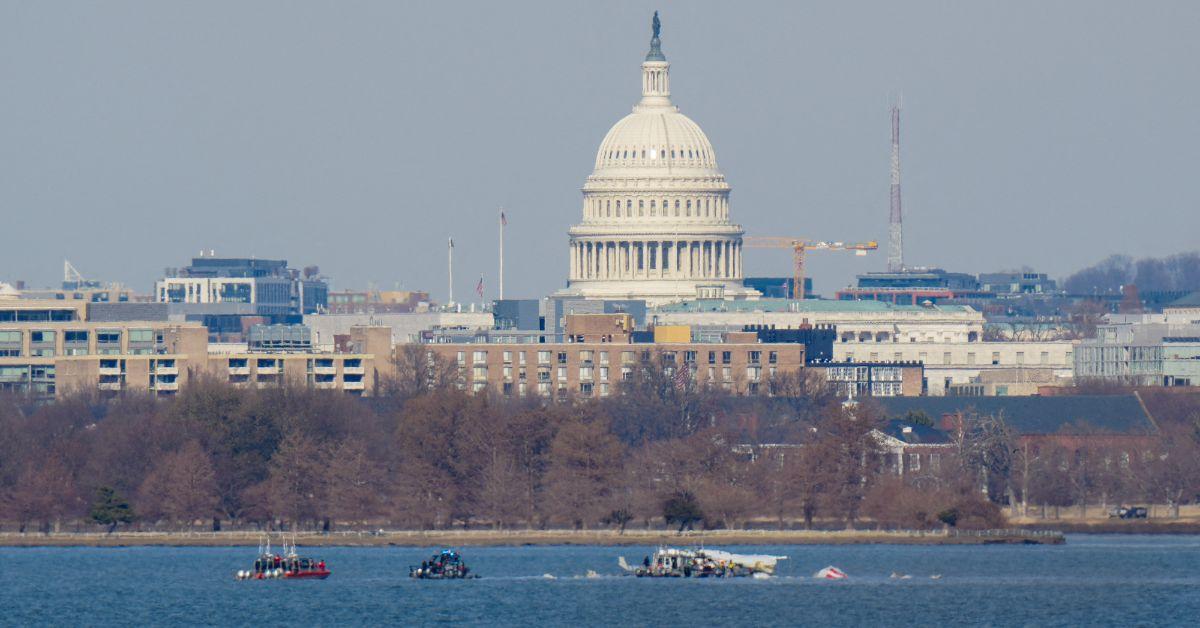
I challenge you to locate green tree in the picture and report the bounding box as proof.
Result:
[90,486,134,534]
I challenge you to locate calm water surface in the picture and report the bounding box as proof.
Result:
[0,535,1197,626]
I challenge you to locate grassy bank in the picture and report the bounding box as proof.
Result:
[0,528,1063,547]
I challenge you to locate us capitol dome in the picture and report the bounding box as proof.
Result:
[559,13,760,306]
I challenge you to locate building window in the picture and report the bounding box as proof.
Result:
[992,352,1001,365]
[538,350,551,365]
[748,351,761,364]
[473,350,488,364]
[908,453,920,471]
[557,366,567,381]
[721,351,731,364]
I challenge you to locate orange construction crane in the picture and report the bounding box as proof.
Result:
[743,237,879,300]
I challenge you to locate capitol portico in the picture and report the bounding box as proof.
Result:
[559,14,760,306]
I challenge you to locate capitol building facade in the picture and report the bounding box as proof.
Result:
[559,18,760,306]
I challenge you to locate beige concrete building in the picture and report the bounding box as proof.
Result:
[0,297,392,399]
[840,340,1076,395]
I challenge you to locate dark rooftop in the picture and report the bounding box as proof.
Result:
[877,395,1158,436]
[879,418,952,445]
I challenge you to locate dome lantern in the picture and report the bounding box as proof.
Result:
[639,12,671,109]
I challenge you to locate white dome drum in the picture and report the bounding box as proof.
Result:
[561,14,759,306]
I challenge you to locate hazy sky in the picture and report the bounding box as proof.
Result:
[3,1,1198,300]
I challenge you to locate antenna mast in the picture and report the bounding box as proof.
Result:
[64,260,85,285]
[888,99,905,273]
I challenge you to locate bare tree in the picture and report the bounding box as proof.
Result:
[544,418,625,529]
[384,344,460,398]
[324,438,385,529]
[138,440,219,529]
[264,431,327,529]
[7,456,79,534]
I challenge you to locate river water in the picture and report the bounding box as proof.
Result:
[0,535,1196,626]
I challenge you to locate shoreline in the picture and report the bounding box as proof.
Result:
[0,529,1065,547]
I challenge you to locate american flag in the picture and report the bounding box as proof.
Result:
[673,365,690,391]
[476,276,484,299]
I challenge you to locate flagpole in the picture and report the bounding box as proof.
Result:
[498,207,505,300]
[448,236,454,306]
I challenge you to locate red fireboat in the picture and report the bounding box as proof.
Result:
[236,536,330,580]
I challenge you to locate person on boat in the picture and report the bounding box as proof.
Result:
[643,556,650,568]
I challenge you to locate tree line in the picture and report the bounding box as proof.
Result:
[1064,252,1200,295]
[1,357,1198,534]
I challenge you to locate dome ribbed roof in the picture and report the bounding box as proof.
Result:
[593,110,719,174]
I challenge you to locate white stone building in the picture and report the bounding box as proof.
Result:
[651,299,1076,394]
[558,16,759,306]
[1074,307,1200,386]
